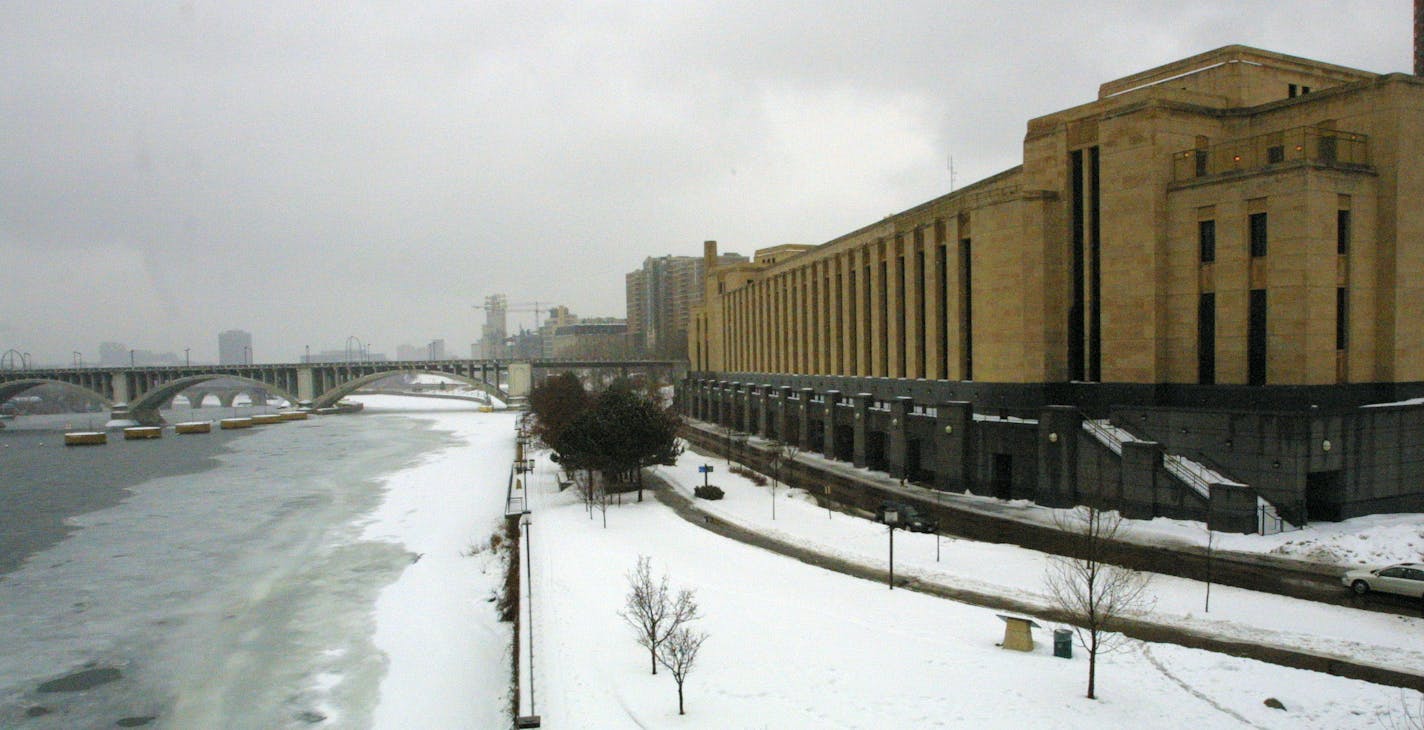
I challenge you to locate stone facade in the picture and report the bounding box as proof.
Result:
[686,47,1424,525]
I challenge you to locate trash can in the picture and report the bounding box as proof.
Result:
[1053,629,1073,659]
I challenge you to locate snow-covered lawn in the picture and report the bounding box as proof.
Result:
[650,447,1424,678]
[773,441,1424,568]
[349,401,1420,728]
[522,448,1421,728]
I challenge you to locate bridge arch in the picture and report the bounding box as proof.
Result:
[129,375,300,420]
[0,379,114,409]
[312,369,508,408]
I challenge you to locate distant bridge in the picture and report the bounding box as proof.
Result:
[0,359,686,426]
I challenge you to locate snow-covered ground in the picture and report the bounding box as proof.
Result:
[651,447,1424,676]
[348,396,517,729]
[332,401,1422,728]
[503,445,1420,728]
[772,439,1424,567]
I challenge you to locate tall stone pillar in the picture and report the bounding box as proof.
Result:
[110,372,130,405]
[888,396,912,478]
[935,401,973,492]
[1037,406,1082,507]
[777,386,793,443]
[297,367,315,404]
[822,390,841,458]
[797,387,815,451]
[757,385,771,438]
[746,381,757,432]
[852,393,873,468]
[1120,440,1163,520]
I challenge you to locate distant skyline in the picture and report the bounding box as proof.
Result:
[1,2,1412,364]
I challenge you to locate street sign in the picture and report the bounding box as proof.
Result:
[698,465,714,473]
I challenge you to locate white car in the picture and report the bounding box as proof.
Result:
[1342,562,1424,599]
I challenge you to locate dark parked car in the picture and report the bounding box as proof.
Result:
[875,500,939,533]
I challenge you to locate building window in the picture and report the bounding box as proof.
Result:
[1198,293,1215,385]
[1336,288,1349,350]
[1267,145,1284,164]
[1337,209,1351,255]
[1302,85,1311,94]
[1194,149,1208,177]
[1288,83,1298,98]
[960,237,973,381]
[1248,289,1267,385]
[1199,220,1216,263]
[1249,212,1268,258]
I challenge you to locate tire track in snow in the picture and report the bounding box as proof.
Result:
[1141,644,1265,728]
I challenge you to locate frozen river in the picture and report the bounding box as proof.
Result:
[0,398,514,729]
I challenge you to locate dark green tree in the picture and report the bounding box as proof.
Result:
[528,371,590,454]
[556,384,682,502]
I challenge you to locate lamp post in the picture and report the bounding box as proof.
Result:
[521,512,536,718]
[184,347,190,367]
[72,351,82,368]
[304,344,310,363]
[129,349,135,368]
[885,507,898,590]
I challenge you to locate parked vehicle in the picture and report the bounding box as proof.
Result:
[875,500,939,533]
[1342,562,1424,599]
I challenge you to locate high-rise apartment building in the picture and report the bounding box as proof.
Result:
[626,252,745,359]
[218,330,252,365]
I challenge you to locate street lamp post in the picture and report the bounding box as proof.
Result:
[521,512,536,718]
[184,348,190,367]
[885,507,898,590]
[130,349,135,368]
[73,351,82,368]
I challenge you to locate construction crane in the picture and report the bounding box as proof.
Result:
[472,299,551,329]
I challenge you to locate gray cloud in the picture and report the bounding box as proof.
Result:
[0,1,1410,363]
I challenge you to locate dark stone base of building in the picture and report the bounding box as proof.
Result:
[681,373,1424,532]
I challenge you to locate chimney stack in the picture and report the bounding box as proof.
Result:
[1417,0,1423,76]
[703,240,718,276]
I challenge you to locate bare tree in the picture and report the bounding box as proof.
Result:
[657,625,708,715]
[619,556,701,675]
[1044,505,1153,700]
[768,440,801,520]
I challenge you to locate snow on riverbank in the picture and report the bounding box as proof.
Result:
[347,396,517,729]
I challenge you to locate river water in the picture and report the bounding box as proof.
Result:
[0,404,470,729]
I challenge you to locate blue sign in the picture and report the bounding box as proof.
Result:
[698,465,714,473]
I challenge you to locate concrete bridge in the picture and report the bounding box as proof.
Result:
[0,359,686,426]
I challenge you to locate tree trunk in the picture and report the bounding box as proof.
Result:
[637,467,644,502]
[649,648,657,675]
[1087,648,1097,699]
[677,682,684,714]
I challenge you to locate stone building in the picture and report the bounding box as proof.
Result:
[686,46,1424,529]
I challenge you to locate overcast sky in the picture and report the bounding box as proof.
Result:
[0,1,1411,365]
